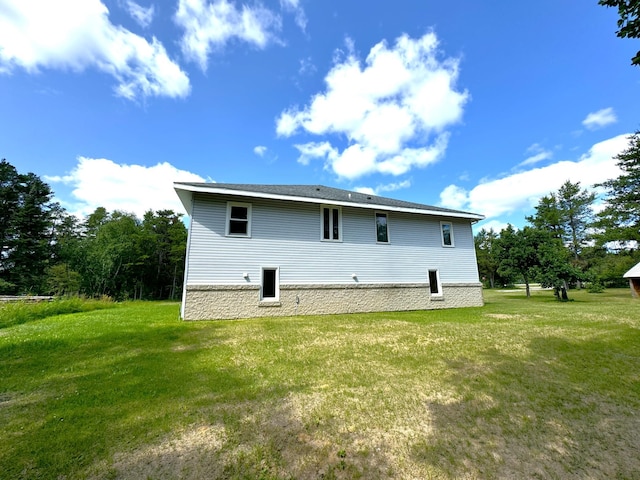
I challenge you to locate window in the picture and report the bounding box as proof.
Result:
[375,212,389,243]
[261,267,279,301]
[321,206,341,241]
[440,221,454,247]
[428,269,441,296]
[226,202,251,237]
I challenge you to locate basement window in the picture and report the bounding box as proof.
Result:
[429,269,442,296]
[261,267,279,301]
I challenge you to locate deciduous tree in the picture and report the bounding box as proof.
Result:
[496,225,544,297]
[475,228,505,288]
[599,0,640,65]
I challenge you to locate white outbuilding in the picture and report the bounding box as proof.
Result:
[623,262,640,297]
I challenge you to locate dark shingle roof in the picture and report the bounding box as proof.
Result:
[174,182,484,220]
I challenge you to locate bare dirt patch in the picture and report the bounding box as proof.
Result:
[98,424,227,479]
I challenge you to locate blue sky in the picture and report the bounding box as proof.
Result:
[1,0,638,231]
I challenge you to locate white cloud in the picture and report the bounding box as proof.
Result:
[253,145,267,156]
[582,107,617,130]
[280,0,307,31]
[294,141,338,166]
[298,56,316,75]
[439,134,630,219]
[377,180,412,193]
[354,180,412,197]
[354,186,376,195]
[124,0,155,28]
[474,219,510,234]
[0,0,190,100]
[46,158,206,217]
[519,151,552,167]
[175,0,282,71]
[439,184,469,210]
[276,32,468,180]
[518,144,553,168]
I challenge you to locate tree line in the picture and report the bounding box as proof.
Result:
[475,131,640,299]
[0,159,187,300]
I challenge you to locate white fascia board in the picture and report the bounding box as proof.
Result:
[173,183,485,221]
[174,186,195,216]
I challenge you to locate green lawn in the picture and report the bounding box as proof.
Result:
[1,290,639,479]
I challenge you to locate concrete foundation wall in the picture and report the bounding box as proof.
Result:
[183,283,484,320]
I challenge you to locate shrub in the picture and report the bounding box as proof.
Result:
[587,281,606,293]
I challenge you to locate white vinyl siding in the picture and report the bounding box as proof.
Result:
[186,194,480,287]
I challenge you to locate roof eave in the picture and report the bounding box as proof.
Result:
[173,183,485,221]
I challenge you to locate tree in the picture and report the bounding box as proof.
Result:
[536,236,583,300]
[556,181,596,260]
[475,228,507,288]
[496,225,544,297]
[140,209,187,300]
[496,225,583,299]
[599,0,640,65]
[528,181,595,260]
[73,208,187,300]
[594,131,640,245]
[9,173,57,293]
[79,210,144,299]
[0,162,58,294]
[526,194,564,239]
[0,160,21,284]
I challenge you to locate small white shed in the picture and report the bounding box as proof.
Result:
[623,262,640,297]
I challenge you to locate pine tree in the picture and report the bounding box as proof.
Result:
[595,131,640,246]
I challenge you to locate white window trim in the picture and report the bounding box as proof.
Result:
[375,211,390,244]
[440,221,454,247]
[260,266,280,302]
[320,205,343,242]
[226,201,252,237]
[428,269,443,297]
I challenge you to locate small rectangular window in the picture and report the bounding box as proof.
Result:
[441,222,454,247]
[261,267,279,301]
[226,202,251,237]
[429,269,441,295]
[375,212,389,243]
[321,206,341,241]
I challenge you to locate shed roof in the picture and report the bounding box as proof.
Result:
[623,262,640,278]
[174,182,485,221]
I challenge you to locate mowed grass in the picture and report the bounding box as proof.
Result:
[1,290,639,479]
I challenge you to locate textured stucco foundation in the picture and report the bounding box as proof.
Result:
[182,283,484,320]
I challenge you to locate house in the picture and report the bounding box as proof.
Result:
[174,183,485,320]
[623,262,640,297]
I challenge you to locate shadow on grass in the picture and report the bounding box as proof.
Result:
[411,330,640,478]
[1,316,393,479]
